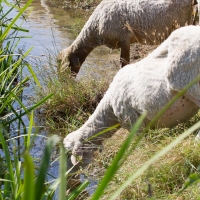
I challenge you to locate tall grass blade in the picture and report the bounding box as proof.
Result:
[26,110,34,148]
[35,135,60,200]
[87,123,120,141]
[0,0,33,41]
[26,62,41,87]
[0,126,14,197]
[2,24,29,32]
[58,144,66,200]
[5,93,53,125]
[0,193,3,200]
[23,152,35,200]
[66,180,90,200]
[179,173,200,193]
[43,178,60,199]
[13,147,22,197]
[0,179,12,182]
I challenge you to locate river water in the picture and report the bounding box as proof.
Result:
[16,0,119,75]
[5,0,119,197]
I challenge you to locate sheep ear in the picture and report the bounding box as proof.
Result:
[166,28,200,93]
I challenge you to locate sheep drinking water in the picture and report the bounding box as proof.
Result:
[64,25,200,169]
[58,0,199,75]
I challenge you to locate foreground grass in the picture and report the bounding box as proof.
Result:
[0,0,91,199]
[0,0,66,199]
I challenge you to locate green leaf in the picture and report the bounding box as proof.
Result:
[26,62,41,87]
[0,0,33,41]
[0,126,14,197]
[23,152,35,200]
[5,93,53,125]
[66,180,90,200]
[26,110,34,150]
[59,144,66,200]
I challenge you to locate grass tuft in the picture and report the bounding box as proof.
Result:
[35,63,114,134]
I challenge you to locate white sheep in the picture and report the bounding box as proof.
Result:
[58,0,199,75]
[64,25,200,169]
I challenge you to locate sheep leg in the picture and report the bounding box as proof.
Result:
[120,41,130,67]
[64,94,119,169]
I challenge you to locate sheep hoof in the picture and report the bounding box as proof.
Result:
[64,134,84,166]
[63,132,83,153]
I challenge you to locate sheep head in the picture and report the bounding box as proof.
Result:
[57,47,81,76]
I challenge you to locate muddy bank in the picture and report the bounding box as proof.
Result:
[46,0,101,11]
